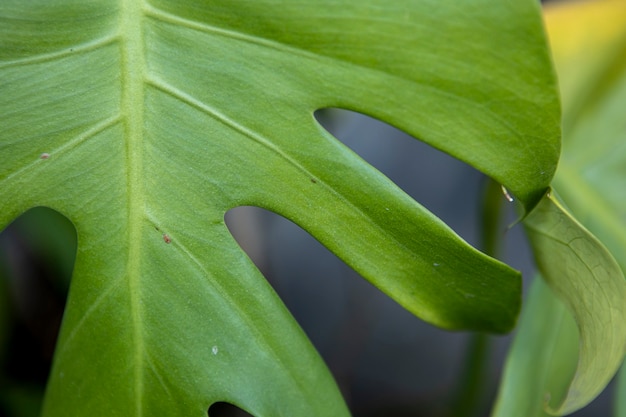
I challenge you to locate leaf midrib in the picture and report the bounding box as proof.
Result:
[120,0,146,415]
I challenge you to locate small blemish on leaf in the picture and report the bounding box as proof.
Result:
[163,234,171,244]
[40,153,50,159]
[310,178,317,183]
[212,346,219,355]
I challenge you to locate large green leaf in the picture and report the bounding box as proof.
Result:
[0,1,560,415]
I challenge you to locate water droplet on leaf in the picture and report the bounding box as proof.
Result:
[501,185,514,202]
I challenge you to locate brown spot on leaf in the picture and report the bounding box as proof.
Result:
[163,234,171,244]
[40,153,50,159]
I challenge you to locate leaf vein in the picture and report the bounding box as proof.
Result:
[0,115,122,186]
[55,276,124,358]
[144,350,174,399]
[0,35,118,69]
[146,76,315,179]
[142,3,531,152]
[146,76,426,264]
[143,211,313,399]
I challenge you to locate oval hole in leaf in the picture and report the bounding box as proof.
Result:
[222,109,533,414]
[224,205,484,414]
[224,206,354,356]
[0,207,77,413]
[315,108,537,295]
[208,402,255,417]
[224,206,270,276]
[314,108,486,247]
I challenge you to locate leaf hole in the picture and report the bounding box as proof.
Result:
[208,402,255,417]
[314,108,485,247]
[224,206,361,350]
[224,109,538,414]
[0,207,77,413]
[224,205,483,414]
[224,206,271,275]
[314,108,536,278]
[324,109,541,279]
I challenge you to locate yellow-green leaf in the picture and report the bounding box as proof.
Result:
[524,192,626,415]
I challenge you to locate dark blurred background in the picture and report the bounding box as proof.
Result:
[0,107,616,417]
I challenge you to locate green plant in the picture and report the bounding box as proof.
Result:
[494,1,626,416]
[1,0,625,416]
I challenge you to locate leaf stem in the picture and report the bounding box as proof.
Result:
[450,178,507,417]
[451,333,490,417]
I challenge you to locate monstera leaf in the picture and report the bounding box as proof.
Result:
[0,1,560,415]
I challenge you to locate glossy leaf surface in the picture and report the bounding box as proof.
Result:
[0,1,560,415]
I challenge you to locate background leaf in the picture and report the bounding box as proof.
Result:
[0,0,560,415]
[523,193,626,415]
[546,0,626,272]
[491,277,579,417]
[547,1,626,412]
[493,2,626,415]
